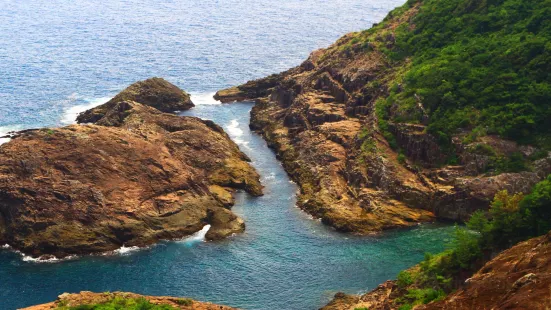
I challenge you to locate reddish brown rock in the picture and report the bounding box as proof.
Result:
[322,232,551,310]
[214,2,550,234]
[76,77,194,124]
[21,291,236,310]
[419,231,551,310]
[0,83,262,258]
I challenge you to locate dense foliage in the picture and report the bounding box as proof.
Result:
[56,296,186,310]
[394,174,551,308]
[469,174,551,249]
[385,0,551,147]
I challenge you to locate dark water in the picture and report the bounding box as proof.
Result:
[0,1,455,309]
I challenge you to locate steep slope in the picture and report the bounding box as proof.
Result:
[0,80,262,258]
[322,231,551,310]
[215,0,551,233]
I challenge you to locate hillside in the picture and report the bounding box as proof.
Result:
[215,0,551,233]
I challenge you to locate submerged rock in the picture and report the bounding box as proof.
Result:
[0,80,262,258]
[21,291,236,310]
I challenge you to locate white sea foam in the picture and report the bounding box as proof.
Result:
[60,96,111,124]
[113,245,142,255]
[20,254,78,263]
[180,224,211,243]
[227,119,244,136]
[226,119,250,149]
[263,172,276,181]
[0,125,23,145]
[1,244,78,263]
[190,92,221,105]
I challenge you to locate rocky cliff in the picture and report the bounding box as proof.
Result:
[21,291,236,310]
[214,2,551,234]
[321,231,551,310]
[0,79,262,258]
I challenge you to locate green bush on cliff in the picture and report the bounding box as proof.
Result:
[393,175,551,308]
[468,175,551,249]
[58,297,176,310]
[372,0,551,149]
[397,270,414,288]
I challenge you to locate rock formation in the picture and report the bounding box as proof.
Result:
[0,79,262,258]
[321,231,551,310]
[214,4,551,234]
[21,291,236,310]
[77,77,194,124]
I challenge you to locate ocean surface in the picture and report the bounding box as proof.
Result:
[0,1,455,309]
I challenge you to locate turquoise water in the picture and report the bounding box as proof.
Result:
[0,1,455,309]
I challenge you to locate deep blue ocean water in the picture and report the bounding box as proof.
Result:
[0,1,456,309]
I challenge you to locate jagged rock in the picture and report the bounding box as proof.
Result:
[214,2,550,234]
[418,232,551,310]
[76,77,194,123]
[0,83,262,258]
[321,232,551,310]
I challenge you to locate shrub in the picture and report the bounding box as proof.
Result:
[449,227,482,268]
[397,153,407,165]
[58,297,177,310]
[405,288,446,305]
[174,298,193,306]
[397,271,413,288]
[520,175,551,237]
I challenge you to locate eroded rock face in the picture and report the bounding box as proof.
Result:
[420,231,551,310]
[76,77,194,124]
[214,4,550,233]
[321,232,551,310]
[0,82,261,258]
[21,291,236,310]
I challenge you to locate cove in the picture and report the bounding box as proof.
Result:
[0,101,454,310]
[0,0,455,309]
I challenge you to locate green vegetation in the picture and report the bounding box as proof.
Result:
[467,144,529,174]
[397,152,407,165]
[393,174,551,308]
[395,0,550,147]
[375,98,398,150]
[57,297,177,310]
[469,174,551,249]
[174,299,192,306]
[347,0,551,151]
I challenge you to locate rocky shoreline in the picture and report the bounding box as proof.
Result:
[212,1,551,307]
[21,291,236,310]
[322,231,551,310]
[0,78,262,259]
[214,3,551,234]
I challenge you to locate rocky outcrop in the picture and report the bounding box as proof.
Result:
[418,231,551,310]
[21,291,236,310]
[214,3,551,233]
[0,80,262,258]
[321,231,551,310]
[76,77,194,123]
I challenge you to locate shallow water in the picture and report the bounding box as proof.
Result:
[0,1,455,309]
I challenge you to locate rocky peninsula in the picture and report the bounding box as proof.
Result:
[21,291,236,310]
[215,0,551,307]
[0,78,262,258]
[215,2,551,234]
